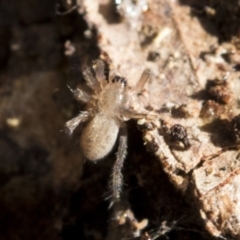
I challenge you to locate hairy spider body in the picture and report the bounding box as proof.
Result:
[80,113,120,160]
[66,59,156,203]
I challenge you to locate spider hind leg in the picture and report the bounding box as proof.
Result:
[110,126,128,204]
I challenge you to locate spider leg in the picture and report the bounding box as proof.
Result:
[109,70,117,82]
[121,108,157,121]
[93,59,108,88]
[82,65,100,90]
[111,125,128,203]
[65,111,90,135]
[67,86,91,103]
[56,4,79,16]
[135,68,151,92]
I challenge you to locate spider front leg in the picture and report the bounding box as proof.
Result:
[135,68,151,92]
[65,111,90,135]
[111,125,128,204]
[93,59,107,87]
[67,86,91,103]
[121,107,158,122]
[82,64,100,90]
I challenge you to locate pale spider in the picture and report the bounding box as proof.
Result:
[65,59,156,203]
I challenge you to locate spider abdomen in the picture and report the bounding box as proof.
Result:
[80,113,120,161]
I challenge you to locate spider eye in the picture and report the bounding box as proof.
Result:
[121,78,127,86]
[112,75,120,83]
[112,76,127,86]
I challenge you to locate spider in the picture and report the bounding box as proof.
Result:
[65,59,156,203]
